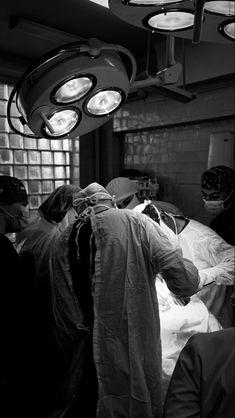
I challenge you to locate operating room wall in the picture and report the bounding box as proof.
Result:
[113,78,235,225]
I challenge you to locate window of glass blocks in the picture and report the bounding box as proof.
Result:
[0,84,80,217]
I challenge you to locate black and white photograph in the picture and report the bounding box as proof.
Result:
[0,1,234,417]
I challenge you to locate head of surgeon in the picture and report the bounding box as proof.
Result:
[201,165,235,215]
[38,184,81,224]
[106,177,140,209]
[74,182,115,216]
[0,175,29,233]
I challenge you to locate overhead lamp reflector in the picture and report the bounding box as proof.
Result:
[85,89,123,115]
[7,38,137,139]
[128,0,184,4]
[218,20,235,39]
[43,109,80,137]
[109,0,234,43]
[204,1,235,16]
[143,10,195,31]
[53,76,94,104]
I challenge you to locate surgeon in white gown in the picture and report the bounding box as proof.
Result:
[134,201,234,398]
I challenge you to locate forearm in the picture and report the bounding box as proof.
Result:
[199,258,235,286]
[161,257,200,298]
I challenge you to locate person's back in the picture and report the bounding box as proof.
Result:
[50,182,200,418]
[163,327,235,418]
[15,183,80,417]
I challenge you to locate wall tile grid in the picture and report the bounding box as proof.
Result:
[0,84,80,216]
[114,85,234,131]
[114,86,235,224]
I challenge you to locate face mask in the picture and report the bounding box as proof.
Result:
[203,199,224,213]
[203,189,234,214]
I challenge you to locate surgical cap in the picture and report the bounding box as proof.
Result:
[201,166,235,193]
[39,184,81,223]
[0,175,28,206]
[74,182,113,214]
[106,177,137,203]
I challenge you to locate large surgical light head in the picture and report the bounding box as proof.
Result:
[7,38,136,139]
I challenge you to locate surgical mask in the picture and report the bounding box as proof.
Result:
[203,189,234,214]
[203,199,224,213]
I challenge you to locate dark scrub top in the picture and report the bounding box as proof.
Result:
[210,200,235,246]
[0,233,31,417]
[163,328,235,418]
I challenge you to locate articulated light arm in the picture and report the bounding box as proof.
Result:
[193,0,205,44]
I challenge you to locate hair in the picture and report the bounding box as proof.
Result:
[38,184,81,223]
[201,165,235,194]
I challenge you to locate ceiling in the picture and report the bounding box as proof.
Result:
[0,0,150,83]
[0,0,234,86]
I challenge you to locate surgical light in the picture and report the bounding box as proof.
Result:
[85,89,123,116]
[127,0,185,4]
[218,20,235,39]
[109,0,235,43]
[204,1,235,16]
[43,109,80,137]
[7,38,136,139]
[53,76,94,104]
[143,10,195,31]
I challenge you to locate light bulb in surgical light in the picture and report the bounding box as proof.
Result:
[219,20,235,39]
[224,21,235,38]
[129,0,184,4]
[44,109,79,137]
[205,1,235,16]
[147,11,195,31]
[54,77,93,104]
[86,90,122,115]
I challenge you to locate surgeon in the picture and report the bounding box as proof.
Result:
[16,184,81,417]
[135,201,235,327]
[0,175,31,416]
[163,327,235,418]
[49,182,200,418]
[201,165,235,245]
[134,200,233,397]
[106,176,183,214]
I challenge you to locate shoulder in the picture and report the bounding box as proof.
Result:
[152,200,183,216]
[186,219,216,238]
[186,219,231,245]
[186,328,235,352]
[95,207,162,237]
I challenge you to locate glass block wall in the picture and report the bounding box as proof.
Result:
[0,84,80,217]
